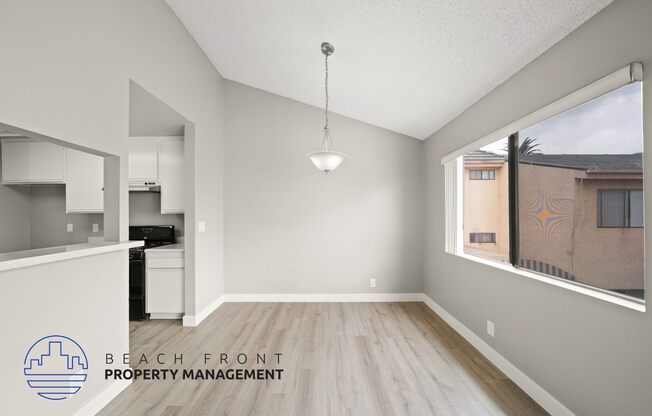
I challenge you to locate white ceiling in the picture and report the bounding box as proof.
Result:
[166,0,612,139]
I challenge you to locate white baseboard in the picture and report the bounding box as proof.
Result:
[419,294,574,416]
[150,313,183,319]
[181,293,420,326]
[72,379,131,416]
[183,295,224,327]
[223,293,424,302]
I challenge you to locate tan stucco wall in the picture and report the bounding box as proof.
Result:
[519,164,578,276]
[519,163,643,290]
[463,162,509,257]
[573,179,644,290]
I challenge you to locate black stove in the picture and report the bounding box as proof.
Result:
[129,225,176,321]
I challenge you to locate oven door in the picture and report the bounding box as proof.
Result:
[129,258,149,320]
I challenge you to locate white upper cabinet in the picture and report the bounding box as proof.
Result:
[128,139,159,182]
[159,139,185,214]
[30,142,65,182]
[1,141,29,182]
[129,136,185,214]
[1,140,65,184]
[65,149,104,213]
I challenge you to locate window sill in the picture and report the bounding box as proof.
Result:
[450,252,646,313]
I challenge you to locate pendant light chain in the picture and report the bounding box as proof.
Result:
[322,52,331,151]
[324,53,329,130]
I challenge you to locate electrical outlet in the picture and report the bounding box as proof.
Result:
[487,320,495,338]
[67,223,74,233]
[369,278,376,288]
[92,223,99,233]
[198,221,206,233]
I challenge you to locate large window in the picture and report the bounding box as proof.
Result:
[448,68,645,303]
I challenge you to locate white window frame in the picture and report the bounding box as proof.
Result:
[442,63,645,313]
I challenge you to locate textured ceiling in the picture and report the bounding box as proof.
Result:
[166,0,612,139]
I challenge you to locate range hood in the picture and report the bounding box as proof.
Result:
[129,181,161,192]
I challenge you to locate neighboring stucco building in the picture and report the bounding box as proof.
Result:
[463,150,509,262]
[519,153,644,298]
[464,150,644,299]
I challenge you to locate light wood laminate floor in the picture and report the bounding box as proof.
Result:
[100,302,548,416]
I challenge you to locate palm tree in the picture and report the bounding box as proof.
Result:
[503,136,541,156]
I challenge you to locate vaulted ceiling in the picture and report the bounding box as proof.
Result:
[166,0,612,139]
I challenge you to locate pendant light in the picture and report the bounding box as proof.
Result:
[307,42,347,174]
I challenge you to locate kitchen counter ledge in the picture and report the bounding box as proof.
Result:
[145,242,184,253]
[0,241,144,272]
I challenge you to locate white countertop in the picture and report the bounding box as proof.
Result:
[145,242,185,253]
[0,241,144,272]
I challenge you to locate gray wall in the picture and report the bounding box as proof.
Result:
[0,251,130,416]
[129,192,184,238]
[423,0,652,415]
[0,0,225,324]
[129,81,187,137]
[0,1,224,413]
[2,184,183,250]
[224,81,424,294]
[30,185,103,249]
[0,147,32,252]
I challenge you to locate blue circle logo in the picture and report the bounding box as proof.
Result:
[23,335,89,400]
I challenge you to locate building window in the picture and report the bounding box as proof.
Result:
[598,189,644,228]
[444,65,645,304]
[470,232,496,243]
[469,169,495,180]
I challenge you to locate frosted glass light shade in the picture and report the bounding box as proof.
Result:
[307,150,347,173]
